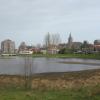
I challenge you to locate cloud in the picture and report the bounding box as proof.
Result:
[0,0,100,47]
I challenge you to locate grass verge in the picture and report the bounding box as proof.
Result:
[32,54,100,60]
[0,69,100,99]
[0,85,100,100]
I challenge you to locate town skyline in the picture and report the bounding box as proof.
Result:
[0,33,100,49]
[1,33,100,55]
[0,32,100,48]
[1,32,99,46]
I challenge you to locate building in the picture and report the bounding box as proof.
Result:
[59,34,81,50]
[1,39,15,54]
[82,44,94,53]
[94,40,100,52]
[47,48,59,54]
[19,50,33,55]
[94,40,100,45]
[58,43,67,49]
[67,33,73,49]
[66,33,82,50]
[18,42,34,55]
[18,42,27,52]
[72,42,82,50]
[41,48,47,54]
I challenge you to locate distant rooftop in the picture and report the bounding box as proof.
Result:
[94,40,100,45]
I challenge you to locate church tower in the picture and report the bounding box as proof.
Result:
[68,33,73,48]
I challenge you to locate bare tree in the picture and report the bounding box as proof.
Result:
[51,33,61,46]
[44,33,61,48]
[44,32,51,49]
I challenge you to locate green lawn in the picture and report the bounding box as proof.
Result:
[32,53,100,60]
[0,86,100,100]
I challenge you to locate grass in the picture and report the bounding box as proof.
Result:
[1,53,100,60]
[0,69,100,100]
[32,53,100,60]
[0,85,100,100]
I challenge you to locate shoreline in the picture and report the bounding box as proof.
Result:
[1,53,100,60]
[0,68,100,76]
[31,54,100,60]
[59,61,100,66]
[0,69,100,89]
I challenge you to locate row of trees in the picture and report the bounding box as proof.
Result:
[44,33,61,49]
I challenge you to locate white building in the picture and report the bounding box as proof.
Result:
[19,50,33,55]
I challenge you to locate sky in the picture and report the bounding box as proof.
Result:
[0,0,100,47]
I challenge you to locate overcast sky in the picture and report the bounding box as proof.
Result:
[0,0,100,47]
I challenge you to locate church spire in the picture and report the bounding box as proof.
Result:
[69,32,72,38]
[68,32,73,48]
[68,32,73,43]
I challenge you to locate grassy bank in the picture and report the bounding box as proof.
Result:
[0,85,100,100]
[32,53,100,59]
[0,70,100,99]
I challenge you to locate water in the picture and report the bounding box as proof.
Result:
[0,57,100,75]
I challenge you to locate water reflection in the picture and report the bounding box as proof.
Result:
[0,57,100,75]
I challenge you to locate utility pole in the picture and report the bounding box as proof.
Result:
[24,55,33,89]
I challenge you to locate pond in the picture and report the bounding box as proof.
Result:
[0,57,100,75]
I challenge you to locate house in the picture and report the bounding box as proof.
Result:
[40,48,47,54]
[19,50,33,55]
[94,40,100,52]
[94,45,100,52]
